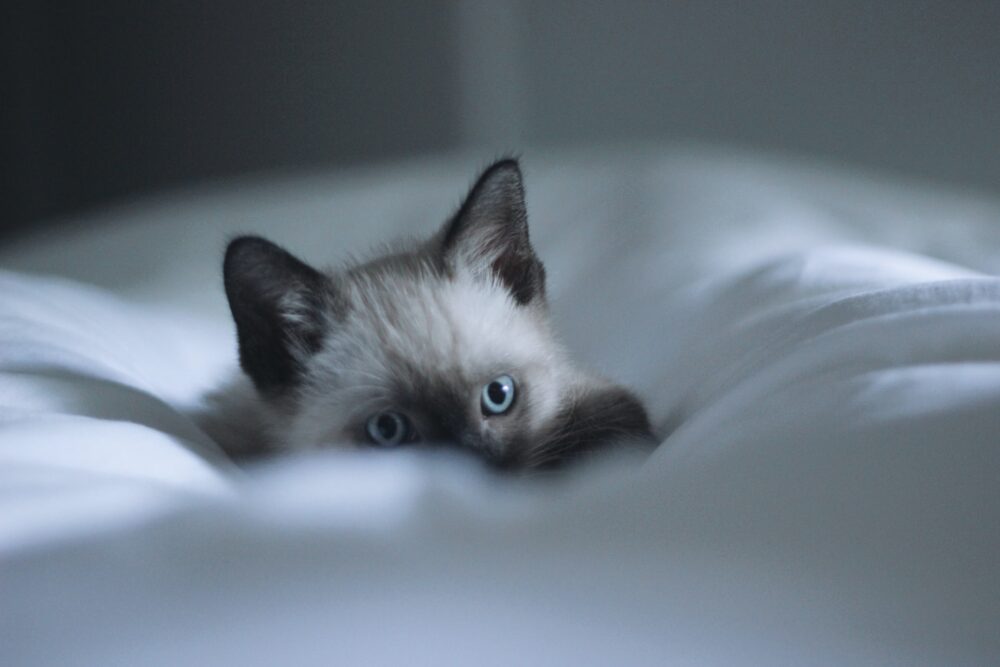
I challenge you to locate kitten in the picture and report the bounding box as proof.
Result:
[200,159,654,471]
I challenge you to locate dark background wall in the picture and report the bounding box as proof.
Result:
[2,2,460,237]
[4,1,1000,240]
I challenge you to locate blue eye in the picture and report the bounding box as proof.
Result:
[365,411,411,447]
[481,374,516,415]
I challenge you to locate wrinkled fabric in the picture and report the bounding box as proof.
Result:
[2,147,999,665]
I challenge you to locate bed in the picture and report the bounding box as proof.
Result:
[3,145,999,664]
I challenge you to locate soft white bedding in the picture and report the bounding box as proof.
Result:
[2,146,1000,664]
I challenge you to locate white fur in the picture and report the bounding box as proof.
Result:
[280,265,583,455]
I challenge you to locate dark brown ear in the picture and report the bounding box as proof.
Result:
[223,236,329,395]
[529,386,656,471]
[441,159,546,305]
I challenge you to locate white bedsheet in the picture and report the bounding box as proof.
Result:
[2,146,999,664]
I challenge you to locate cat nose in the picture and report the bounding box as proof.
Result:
[428,411,508,465]
[458,429,490,453]
[458,429,506,463]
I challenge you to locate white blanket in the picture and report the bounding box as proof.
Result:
[2,146,1000,665]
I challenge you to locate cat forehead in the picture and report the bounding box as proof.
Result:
[359,270,543,348]
[314,267,555,381]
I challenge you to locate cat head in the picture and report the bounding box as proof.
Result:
[223,159,654,470]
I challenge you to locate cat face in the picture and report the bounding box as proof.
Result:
[223,160,653,470]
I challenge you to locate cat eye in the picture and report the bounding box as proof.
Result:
[481,374,516,416]
[365,411,412,447]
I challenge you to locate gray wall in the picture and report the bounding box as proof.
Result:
[517,1,1000,193]
[4,1,1000,238]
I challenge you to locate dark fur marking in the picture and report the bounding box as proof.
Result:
[223,236,330,396]
[441,159,546,305]
[530,386,656,471]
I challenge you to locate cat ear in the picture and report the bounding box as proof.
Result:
[441,159,546,305]
[223,236,330,395]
